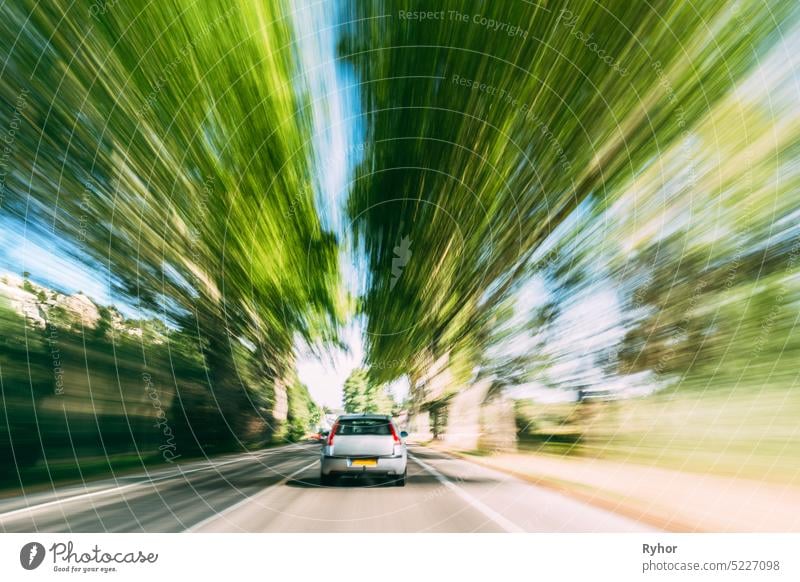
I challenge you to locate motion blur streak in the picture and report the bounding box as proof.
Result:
[1,0,341,484]
[0,0,799,532]
[343,1,800,487]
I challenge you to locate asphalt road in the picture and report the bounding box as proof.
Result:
[0,444,655,533]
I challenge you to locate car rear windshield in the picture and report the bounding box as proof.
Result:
[335,418,392,436]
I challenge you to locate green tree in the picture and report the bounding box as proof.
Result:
[1,0,346,450]
[343,368,395,414]
[341,0,797,404]
[343,368,369,413]
[286,378,322,441]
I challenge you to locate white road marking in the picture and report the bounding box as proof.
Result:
[409,452,525,533]
[185,459,319,532]
[0,444,315,523]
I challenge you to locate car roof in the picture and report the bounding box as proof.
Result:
[337,413,391,420]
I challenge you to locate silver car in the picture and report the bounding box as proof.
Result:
[320,414,408,486]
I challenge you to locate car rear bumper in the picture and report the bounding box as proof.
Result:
[320,454,407,476]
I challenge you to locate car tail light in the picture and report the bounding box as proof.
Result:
[326,421,338,446]
[389,422,402,445]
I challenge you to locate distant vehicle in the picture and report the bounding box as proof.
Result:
[320,414,408,486]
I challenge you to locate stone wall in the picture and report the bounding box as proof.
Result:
[408,380,517,452]
[408,409,433,441]
[478,394,517,452]
[440,380,487,451]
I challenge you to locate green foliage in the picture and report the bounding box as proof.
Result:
[0,302,51,468]
[45,306,72,330]
[0,0,338,458]
[343,368,368,413]
[286,378,321,441]
[342,0,799,403]
[22,279,36,294]
[343,368,395,414]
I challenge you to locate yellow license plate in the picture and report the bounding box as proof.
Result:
[351,458,378,467]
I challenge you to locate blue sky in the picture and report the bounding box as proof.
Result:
[291,0,376,408]
[0,218,143,318]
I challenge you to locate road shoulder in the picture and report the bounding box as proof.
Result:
[418,442,800,532]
